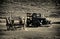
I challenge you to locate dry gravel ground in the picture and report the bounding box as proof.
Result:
[0,24,60,39]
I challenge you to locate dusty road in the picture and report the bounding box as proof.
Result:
[0,24,60,39]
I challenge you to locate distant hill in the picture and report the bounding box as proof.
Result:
[0,0,60,18]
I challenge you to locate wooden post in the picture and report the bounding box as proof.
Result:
[23,17,25,30]
[22,17,25,30]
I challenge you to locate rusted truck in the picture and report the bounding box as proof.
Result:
[26,13,50,27]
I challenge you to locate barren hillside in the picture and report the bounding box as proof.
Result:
[0,0,58,17]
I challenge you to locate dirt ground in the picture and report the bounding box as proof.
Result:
[0,24,60,39]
